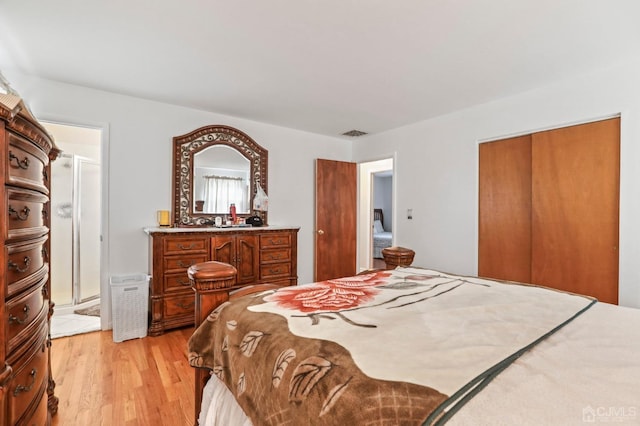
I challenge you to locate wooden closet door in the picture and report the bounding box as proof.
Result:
[531,118,620,304]
[478,135,532,283]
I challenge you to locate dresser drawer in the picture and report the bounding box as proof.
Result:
[260,248,291,263]
[260,262,291,280]
[6,236,48,291]
[7,328,48,425]
[163,236,209,255]
[164,272,192,293]
[164,254,208,274]
[6,132,49,194]
[7,277,48,354]
[5,187,48,242]
[164,293,195,318]
[260,233,292,249]
[19,386,48,426]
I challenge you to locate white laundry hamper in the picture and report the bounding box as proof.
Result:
[110,274,150,342]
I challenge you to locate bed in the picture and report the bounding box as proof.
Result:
[373,208,392,258]
[187,261,640,425]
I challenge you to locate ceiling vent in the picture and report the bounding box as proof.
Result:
[342,129,368,137]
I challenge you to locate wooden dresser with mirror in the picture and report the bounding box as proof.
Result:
[1,92,59,424]
[146,125,299,336]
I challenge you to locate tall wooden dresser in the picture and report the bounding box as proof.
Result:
[146,227,299,336]
[0,94,59,424]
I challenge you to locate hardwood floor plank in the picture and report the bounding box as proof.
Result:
[51,327,196,426]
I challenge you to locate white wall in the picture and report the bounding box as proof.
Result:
[8,57,640,310]
[4,71,351,297]
[353,58,640,309]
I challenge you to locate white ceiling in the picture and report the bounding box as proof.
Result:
[1,1,639,139]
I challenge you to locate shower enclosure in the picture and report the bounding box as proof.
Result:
[50,154,101,306]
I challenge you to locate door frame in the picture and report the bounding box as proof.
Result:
[357,156,395,272]
[42,116,110,330]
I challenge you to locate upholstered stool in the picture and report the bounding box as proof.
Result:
[381,246,415,269]
[188,261,237,291]
[187,261,238,326]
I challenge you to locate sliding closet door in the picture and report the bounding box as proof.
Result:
[531,118,620,304]
[478,135,532,283]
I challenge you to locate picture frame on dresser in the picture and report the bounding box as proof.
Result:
[171,125,268,227]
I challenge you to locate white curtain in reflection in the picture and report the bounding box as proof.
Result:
[203,175,247,213]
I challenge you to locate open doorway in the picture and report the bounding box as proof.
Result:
[357,158,394,271]
[42,122,103,338]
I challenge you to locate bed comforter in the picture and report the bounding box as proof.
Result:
[188,267,596,425]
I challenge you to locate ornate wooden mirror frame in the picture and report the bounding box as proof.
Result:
[172,125,268,226]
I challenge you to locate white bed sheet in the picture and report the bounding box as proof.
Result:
[199,301,640,425]
[373,231,392,258]
[199,373,253,426]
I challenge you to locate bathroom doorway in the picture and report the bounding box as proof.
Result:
[43,122,103,338]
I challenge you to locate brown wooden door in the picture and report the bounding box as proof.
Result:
[315,159,357,281]
[478,135,532,283]
[211,236,234,265]
[236,235,259,285]
[532,118,620,304]
[212,235,259,285]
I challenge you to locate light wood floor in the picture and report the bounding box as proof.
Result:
[50,327,196,426]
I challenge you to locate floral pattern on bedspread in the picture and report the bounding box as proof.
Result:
[268,272,389,312]
[189,272,448,425]
[188,267,596,425]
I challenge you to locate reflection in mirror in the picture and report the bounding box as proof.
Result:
[193,145,250,214]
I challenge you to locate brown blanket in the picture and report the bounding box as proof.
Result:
[189,292,447,425]
[188,267,595,425]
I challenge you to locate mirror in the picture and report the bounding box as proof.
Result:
[193,145,250,214]
[172,125,268,226]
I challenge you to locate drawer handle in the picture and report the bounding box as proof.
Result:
[9,151,30,170]
[8,256,31,273]
[268,239,285,245]
[178,260,193,268]
[9,304,30,325]
[8,205,30,221]
[267,253,283,260]
[269,268,283,274]
[176,301,194,310]
[179,279,191,286]
[178,243,196,250]
[13,368,37,397]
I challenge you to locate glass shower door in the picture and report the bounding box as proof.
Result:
[50,155,74,306]
[76,157,101,302]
